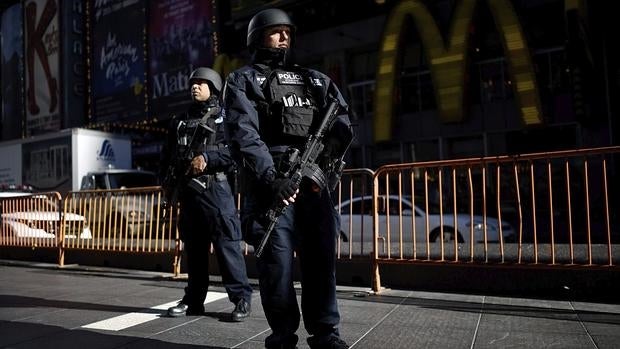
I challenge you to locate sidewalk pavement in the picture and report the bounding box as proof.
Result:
[1,260,619,349]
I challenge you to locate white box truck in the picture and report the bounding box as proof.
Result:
[0,128,133,195]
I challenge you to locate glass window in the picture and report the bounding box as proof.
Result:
[477,59,513,102]
[387,198,415,215]
[399,70,436,113]
[418,72,436,110]
[532,47,573,123]
[348,198,372,215]
[94,175,107,190]
[349,50,377,81]
[347,80,375,120]
[108,173,158,189]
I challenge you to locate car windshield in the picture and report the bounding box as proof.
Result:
[404,196,442,215]
[108,173,158,189]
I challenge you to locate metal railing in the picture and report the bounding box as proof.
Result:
[60,187,180,271]
[369,146,620,291]
[1,146,618,289]
[0,192,64,249]
[0,187,180,274]
[334,168,375,259]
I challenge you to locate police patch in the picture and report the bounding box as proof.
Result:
[312,78,323,86]
[276,71,304,85]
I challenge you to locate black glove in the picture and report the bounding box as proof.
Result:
[271,178,299,201]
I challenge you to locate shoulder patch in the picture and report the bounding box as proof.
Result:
[311,78,323,86]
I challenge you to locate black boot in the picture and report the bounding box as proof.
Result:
[167,302,204,317]
[231,299,251,322]
[307,335,349,349]
[167,303,188,317]
[265,333,298,349]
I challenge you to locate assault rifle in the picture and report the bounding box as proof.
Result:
[162,113,216,207]
[255,98,345,257]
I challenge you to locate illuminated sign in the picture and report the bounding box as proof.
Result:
[374,0,543,142]
[212,54,244,79]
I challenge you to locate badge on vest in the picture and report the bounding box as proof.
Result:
[282,93,312,107]
[277,71,304,85]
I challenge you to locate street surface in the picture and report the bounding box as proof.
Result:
[1,260,620,348]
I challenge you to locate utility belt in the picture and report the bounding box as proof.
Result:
[187,171,228,194]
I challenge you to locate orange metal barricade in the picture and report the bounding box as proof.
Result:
[333,168,375,259]
[2,146,619,289]
[61,186,180,272]
[0,192,64,249]
[368,146,620,292]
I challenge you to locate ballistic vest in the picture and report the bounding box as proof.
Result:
[176,105,219,155]
[255,65,320,147]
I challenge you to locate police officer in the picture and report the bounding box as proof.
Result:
[162,67,252,321]
[223,9,353,349]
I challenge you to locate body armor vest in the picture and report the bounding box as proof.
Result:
[256,66,318,147]
[176,106,219,155]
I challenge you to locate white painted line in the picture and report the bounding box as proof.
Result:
[82,292,228,331]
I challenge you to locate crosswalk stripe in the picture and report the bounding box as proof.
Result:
[81,292,228,331]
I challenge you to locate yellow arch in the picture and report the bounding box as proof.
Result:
[212,54,244,79]
[373,0,543,142]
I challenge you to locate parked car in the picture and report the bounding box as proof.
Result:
[1,193,91,239]
[78,169,160,236]
[0,184,35,198]
[337,195,515,245]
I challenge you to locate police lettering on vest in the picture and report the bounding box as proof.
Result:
[276,72,304,85]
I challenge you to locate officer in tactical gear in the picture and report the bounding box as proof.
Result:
[223,8,353,349]
[161,67,253,322]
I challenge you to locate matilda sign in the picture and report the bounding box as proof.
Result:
[374,0,543,142]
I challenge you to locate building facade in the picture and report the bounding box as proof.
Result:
[1,0,617,173]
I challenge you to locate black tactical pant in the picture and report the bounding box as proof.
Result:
[179,178,252,308]
[243,187,341,347]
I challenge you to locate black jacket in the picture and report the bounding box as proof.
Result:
[223,48,353,190]
[161,98,235,183]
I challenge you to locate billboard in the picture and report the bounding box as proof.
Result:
[24,0,61,136]
[230,0,293,20]
[91,0,146,123]
[1,3,24,141]
[148,0,216,119]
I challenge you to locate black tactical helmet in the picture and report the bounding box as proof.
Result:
[189,67,222,94]
[246,8,295,48]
